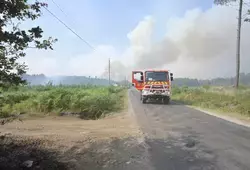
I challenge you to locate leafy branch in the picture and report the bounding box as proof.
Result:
[0,0,58,88]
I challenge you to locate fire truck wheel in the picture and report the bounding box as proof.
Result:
[163,97,170,104]
[142,98,147,104]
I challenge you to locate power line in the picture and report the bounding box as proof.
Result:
[40,3,95,50]
[48,0,89,44]
[50,0,68,18]
[39,1,113,82]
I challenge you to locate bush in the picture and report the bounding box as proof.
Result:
[202,85,210,91]
[172,86,250,117]
[0,85,125,119]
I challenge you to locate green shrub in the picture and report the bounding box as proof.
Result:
[202,85,210,90]
[172,86,182,94]
[172,86,250,117]
[0,85,125,119]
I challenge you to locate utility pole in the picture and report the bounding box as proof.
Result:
[124,76,127,87]
[108,58,111,85]
[235,0,243,89]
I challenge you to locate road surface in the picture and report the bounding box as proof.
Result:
[129,88,250,170]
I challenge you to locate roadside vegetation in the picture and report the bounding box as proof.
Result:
[0,85,125,120]
[0,85,142,170]
[172,85,250,117]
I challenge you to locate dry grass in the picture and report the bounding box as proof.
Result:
[1,112,142,143]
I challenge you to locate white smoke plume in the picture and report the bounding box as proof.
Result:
[108,4,250,81]
[22,3,250,81]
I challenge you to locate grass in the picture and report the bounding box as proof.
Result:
[0,85,126,119]
[172,85,250,118]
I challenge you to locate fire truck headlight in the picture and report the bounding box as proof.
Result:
[163,91,170,95]
[142,90,152,95]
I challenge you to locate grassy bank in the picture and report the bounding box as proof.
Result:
[0,85,125,119]
[172,86,250,117]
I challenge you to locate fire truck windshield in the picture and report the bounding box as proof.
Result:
[145,71,169,82]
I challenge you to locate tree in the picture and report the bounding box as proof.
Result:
[0,0,57,88]
[214,0,249,88]
[245,9,250,22]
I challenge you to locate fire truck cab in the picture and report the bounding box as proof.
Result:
[132,70,174,104]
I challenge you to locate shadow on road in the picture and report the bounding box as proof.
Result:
[170,100,187,105]
[0,132,217,170]
[145,100,185,106]
[0,136,68,170]
[0,135,149,170]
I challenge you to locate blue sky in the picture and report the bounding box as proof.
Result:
[22,0,250,79]
[36,0,213,52]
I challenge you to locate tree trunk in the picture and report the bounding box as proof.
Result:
[235,0,243,88]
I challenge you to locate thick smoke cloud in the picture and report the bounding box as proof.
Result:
[126,16,181,69]
[23,3,250,81]
[109,4,250,80]
[134,39,180,69]
[168,7,236,60]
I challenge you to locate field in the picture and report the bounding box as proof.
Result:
[172,85,250,119]
[0,85,125,119]
[0,85,144,170]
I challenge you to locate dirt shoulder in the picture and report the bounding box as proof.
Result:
[1,111,142,141]
[0,110,148,170]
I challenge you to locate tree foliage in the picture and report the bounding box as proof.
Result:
[214,0,237,5]
[245,9,250,22]
[0,0,57,88]
[214,0,249,22]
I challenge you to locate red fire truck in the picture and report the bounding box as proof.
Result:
[132,70,173,104]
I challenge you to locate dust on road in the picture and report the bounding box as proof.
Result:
[0,109,150,170]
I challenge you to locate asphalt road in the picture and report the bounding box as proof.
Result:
[129,88,250,170]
